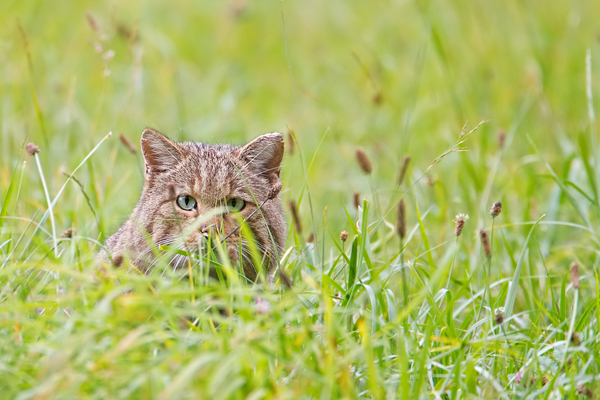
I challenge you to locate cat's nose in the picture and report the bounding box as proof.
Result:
[200,224,215,239]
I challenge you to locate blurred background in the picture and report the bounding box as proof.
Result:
[1,0,599,265]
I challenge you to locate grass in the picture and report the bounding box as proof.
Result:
[1,0,600,398]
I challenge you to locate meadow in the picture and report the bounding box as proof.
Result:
[1,0,600,398]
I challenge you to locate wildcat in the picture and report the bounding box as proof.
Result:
[98,129,286,283]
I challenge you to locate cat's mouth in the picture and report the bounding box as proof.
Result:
[170,230,265,281]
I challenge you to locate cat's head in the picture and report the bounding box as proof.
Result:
[135,128,286,281]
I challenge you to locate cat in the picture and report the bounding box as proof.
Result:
[98,128,286,283]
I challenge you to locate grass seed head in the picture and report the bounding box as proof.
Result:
[490,201,502,218]
[480,229,491,258]
[454,214,469,236]
[494,310,504,324]
[85,12,99,33]
[287,129,295,155]
[397,155,411,185]
[340,230,348,242]
[289,201,302,234]
[355,147,372,174]
[372,92,383,105]
[307,233,314,243]
[61,228,73,238]
[396,200,406,240]
[498,130,506,148]
[26,142,40,156]
[353,192,360,209]
[570,262,580,290]
[571,332,581,346]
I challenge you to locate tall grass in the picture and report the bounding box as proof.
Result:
[1,0,600,398]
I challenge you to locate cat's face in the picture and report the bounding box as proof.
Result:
[134,129,286,281]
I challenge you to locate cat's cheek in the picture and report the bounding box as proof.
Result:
[226,244,239,264]
[185,232,202,247]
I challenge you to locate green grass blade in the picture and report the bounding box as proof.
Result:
[503,214,545,320]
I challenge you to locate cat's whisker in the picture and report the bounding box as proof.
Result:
[145,239,178,275]
[132,237,174,266]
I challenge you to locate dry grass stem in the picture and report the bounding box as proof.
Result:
[119,134,137,154]
[423,120,487,176]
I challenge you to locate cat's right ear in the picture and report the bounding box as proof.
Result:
[141,129,185,176]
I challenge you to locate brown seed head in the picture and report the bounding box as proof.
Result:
[454,214,469,237]
[267,182,282,200]
[490,201,502,218]
[494,310,504,325]
[353,192,360,209]
[119,134,137,154]
[397,155,411,185]
[480,229,491,258]
[571,332,581,346]
[570,262,580,290]
[85,12,99,33]
[340,230,348,242]
[396,200,406,240]
[498,130,506,149]
[61,228,73,239]
[289,201,302,234]
[306,233,314,243]
[355,147,372,174]
[287,129,295,155]
[26,142,40,156]
[372,92,383,105]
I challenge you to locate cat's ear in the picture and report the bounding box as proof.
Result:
[140,128,185,175]
[238,133,284,183]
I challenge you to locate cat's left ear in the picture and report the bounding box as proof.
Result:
[239,133,284,183]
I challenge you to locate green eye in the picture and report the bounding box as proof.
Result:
[176,195,197,211]
[227,198,246,212]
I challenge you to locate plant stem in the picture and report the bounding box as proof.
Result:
[34,153,57,257]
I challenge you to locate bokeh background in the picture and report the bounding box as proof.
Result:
[3,1,600,398]
[2,0,599,246]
